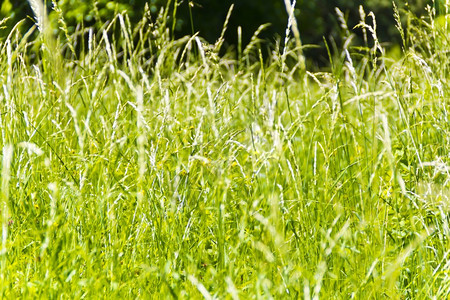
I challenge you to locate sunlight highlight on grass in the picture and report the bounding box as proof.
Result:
[0,2,448,298]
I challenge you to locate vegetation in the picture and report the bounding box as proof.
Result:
[0,1,449,298]
[0,0,442,63]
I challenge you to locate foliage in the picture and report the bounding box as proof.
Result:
[0,0,441,63]
[0,2,449,298]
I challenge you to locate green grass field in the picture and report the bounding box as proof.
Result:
[0,3,449,298]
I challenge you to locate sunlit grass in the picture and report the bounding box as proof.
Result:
[0,3,449,298]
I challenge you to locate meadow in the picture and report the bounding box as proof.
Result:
[0,2,449,298]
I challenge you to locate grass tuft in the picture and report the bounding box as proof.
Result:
[0,2,448,298]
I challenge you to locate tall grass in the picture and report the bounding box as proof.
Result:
[0,3,448,298]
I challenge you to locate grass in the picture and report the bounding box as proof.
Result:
[0,3,449,298]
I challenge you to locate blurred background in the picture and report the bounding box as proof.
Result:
[0,0,445,66]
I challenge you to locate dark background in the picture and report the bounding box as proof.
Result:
[0,0,443,65]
